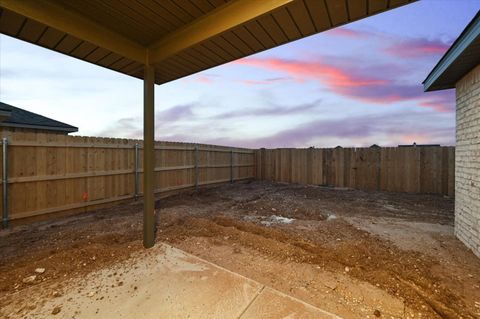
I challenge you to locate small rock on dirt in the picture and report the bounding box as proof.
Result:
[35,268,45,274]
[327,214,337,221]
[52,291,62,298]
[22,275,36,284]
[373,309,381,317]
[51,306,61,315]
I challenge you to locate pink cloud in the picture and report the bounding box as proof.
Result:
[327,27,366,38]
[243,79,288,85]
[235,58,386,89]
[234,57,454,112]
[195,75,214,84]
[242,79,270,85]
[418,91,455,113]
[385,38,450,58]
[180,74,216,84]
[240,77,291,85]
[398,133,430,145]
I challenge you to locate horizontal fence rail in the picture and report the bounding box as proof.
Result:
[0,129,255,224]
[255,147,455,196]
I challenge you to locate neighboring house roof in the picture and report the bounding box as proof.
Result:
[398,143,441,148]
[0,102,78,133]
[423,11,480,91]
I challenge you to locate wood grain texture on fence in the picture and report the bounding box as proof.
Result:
[0,128,255,223]
[255,147,455,196]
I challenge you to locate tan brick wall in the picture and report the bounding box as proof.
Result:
[455,64,480,258]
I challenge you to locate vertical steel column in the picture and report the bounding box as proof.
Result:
[261,148,266,180]
[2,138,8,229]
[134,143,139,200]
[194,144,199,191]
[230,150,234,183]
[143,61,155,248]
[307,147,313,185]
[376,148,381,191]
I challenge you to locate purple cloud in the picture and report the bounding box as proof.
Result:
[156,104,195,123]
[239,76,293,85]
[96,100,454,149]
[213,99,322,119]
[98,117,141,138]
[385,38,451,58]
[200,110,454,148]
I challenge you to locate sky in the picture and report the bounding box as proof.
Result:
[1,0,479,148]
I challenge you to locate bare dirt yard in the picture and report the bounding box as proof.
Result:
[1,181,479,318]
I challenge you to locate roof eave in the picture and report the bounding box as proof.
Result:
[423,12,480,92]
[0,122,78,133]
[0,110,12,118]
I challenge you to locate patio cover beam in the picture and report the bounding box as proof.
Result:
[0,0,146,64]
[148,0,293,65]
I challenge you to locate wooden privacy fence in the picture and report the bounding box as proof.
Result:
[0,132,255,225]
[0,131,456,226]
[255,147,455,196]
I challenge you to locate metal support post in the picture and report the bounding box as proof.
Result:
[2,138,8,229]
[230,149,234,183]
[194,144,199,191]
[134,143,139,200]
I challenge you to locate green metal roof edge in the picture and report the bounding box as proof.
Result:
[423,11,480,92]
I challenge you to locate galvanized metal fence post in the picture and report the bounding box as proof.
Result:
[260,148,266,180]
[2,137,8,229]
[307,146,313,185]
[194,144,199,191]
[230,149,234,183]
[376,148,381,191]
[134,142,139,200]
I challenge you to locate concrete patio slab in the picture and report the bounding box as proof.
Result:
[19,244,340,318]
[240,287,340,319]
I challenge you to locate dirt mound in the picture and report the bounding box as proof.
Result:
[158,214,473,318]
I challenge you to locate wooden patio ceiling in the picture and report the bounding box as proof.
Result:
[1,0,416,84]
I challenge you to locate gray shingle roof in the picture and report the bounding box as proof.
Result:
[0,102,78,133]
